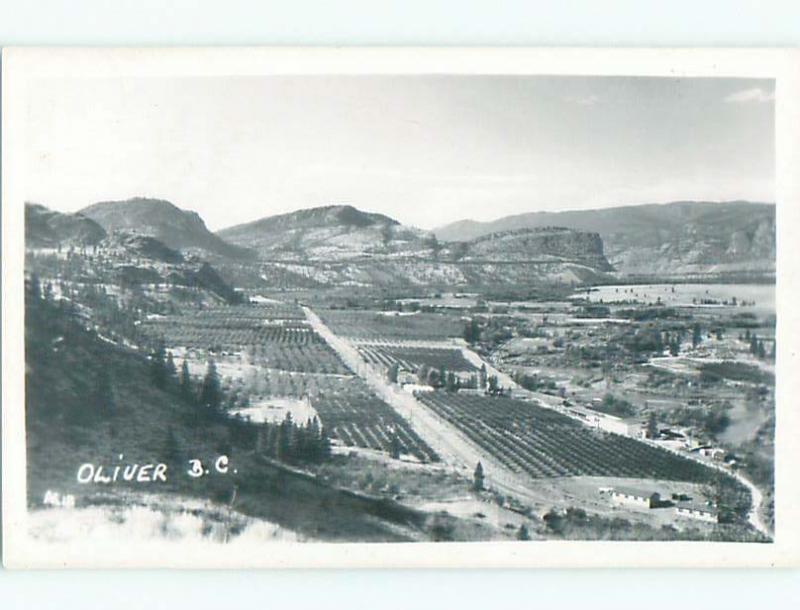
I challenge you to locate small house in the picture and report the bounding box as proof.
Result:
[698,446,726,460]
[610,487,661,509]
[675,502,719,523]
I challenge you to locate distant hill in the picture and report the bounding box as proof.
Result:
[25,202,107,248]
[217,205,614,288]
[80,197,253,260]
[434,201,775,277]
[219,204,429,260]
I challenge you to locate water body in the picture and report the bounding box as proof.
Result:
[575,283,775,316]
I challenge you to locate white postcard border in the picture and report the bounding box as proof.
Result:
[3,46,799,568]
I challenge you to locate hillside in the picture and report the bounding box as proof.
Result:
[101,231,185,264]
[219,204,429,260]
[80,198,253,260]
[25,202,107,248]
[435,201,775,277]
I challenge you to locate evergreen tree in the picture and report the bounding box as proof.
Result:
[516,524,531,541]
[646,411,658,439]
[150,338,168,388]
[692,323,702,349]
[473,461,485,491]
[165,351,177,379]
[199,358,222,413]
[277,412,294,460]
[265,425,280,457]
[479,364,488,389]
[318,429,332,460]
[179,359,194,403]
[390,429,402,459]
[387,362,400,384]
[463,318,481,344]
[294,423,308,460]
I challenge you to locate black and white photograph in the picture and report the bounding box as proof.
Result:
[2,47,799,568]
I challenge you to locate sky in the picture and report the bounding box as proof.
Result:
[25,75,775,230]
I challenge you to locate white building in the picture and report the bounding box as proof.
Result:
[567,406,641,437]
[610,487,661,509]
[675,502,719,523]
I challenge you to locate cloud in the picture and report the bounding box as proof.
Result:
[724,87,775,104]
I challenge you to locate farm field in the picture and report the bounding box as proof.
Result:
[233,370,438,463]
[311,377,439,463]
[318,309,465,340]
[357,344,478,373]
[141,303,351,374]
[416,392,717,483]
[141,305,312,349]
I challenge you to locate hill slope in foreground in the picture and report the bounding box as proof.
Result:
[435,201,775,277]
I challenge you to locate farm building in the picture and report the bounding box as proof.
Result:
[405,383,434,394]
[598,414,643,437]
[697,446,726,461]
[396,367,418,385]
[610,487,661,509]
[567,406,642,437]
[675,502,719,523]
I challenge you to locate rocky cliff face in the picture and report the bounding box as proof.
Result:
[456,227,613,271]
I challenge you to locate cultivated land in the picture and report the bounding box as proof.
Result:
[23,200,775,545]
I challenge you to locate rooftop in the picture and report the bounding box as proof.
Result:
[611,486,660,499]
